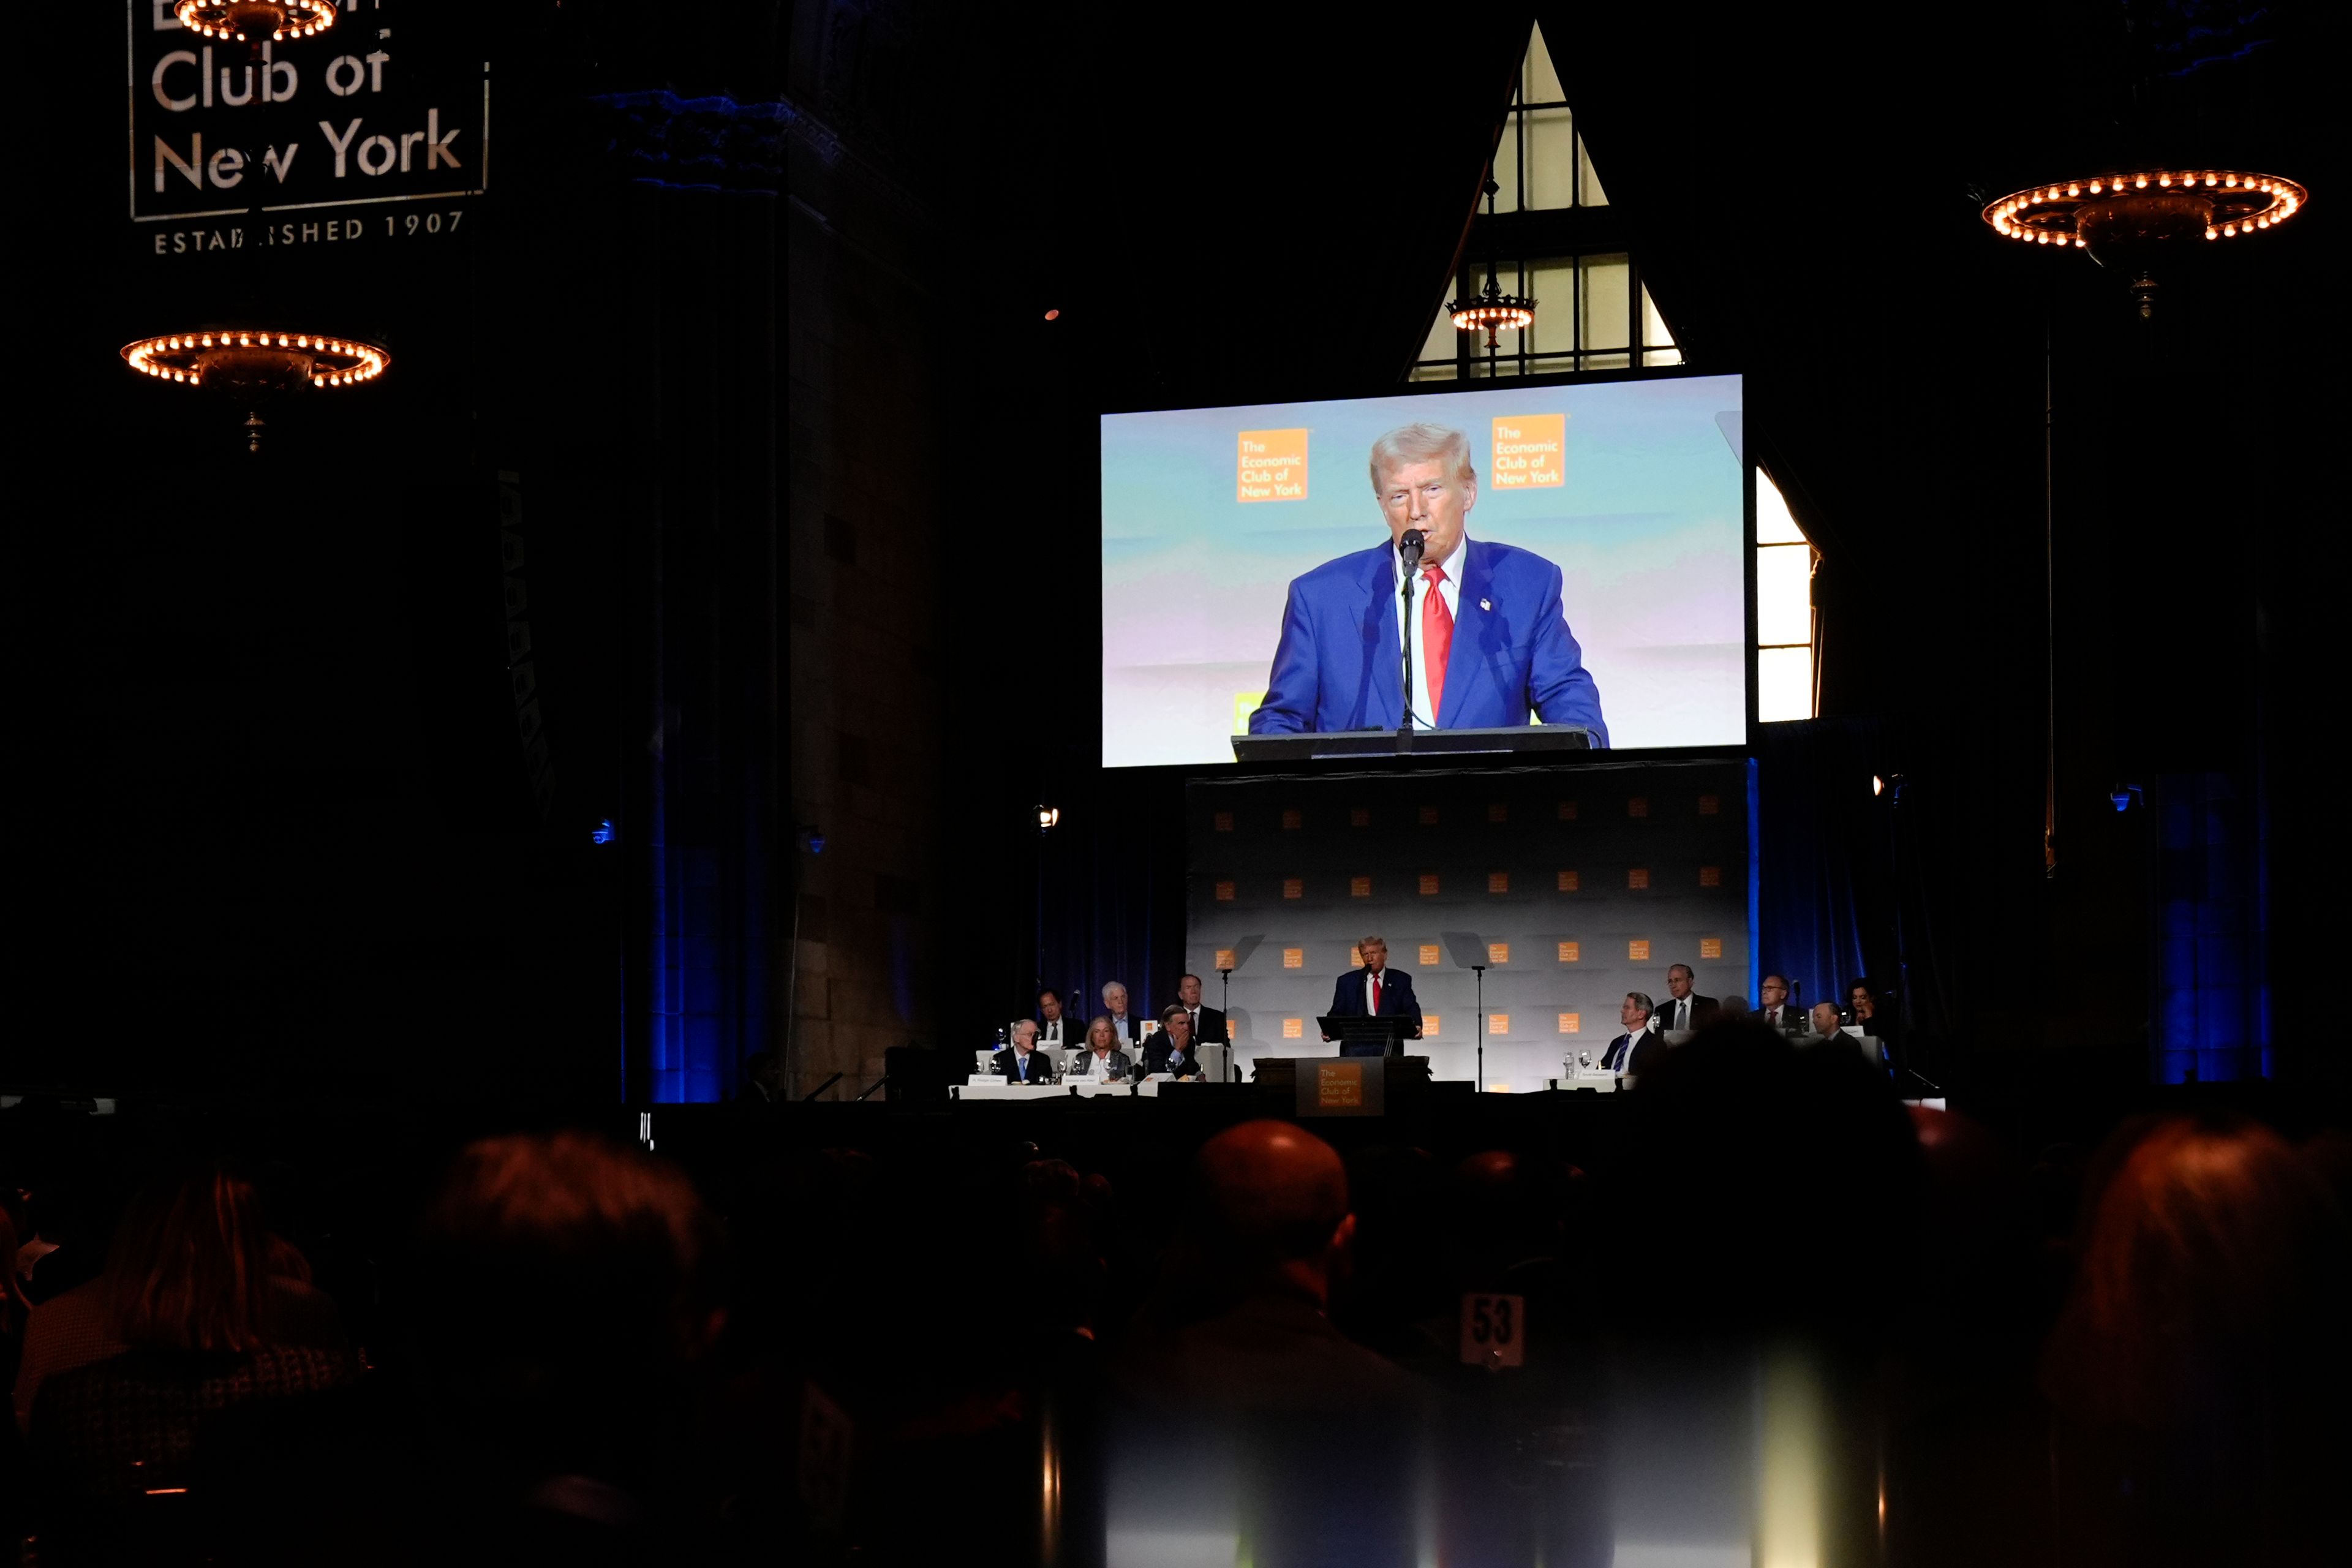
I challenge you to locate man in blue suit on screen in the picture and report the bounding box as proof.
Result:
[1246,422,1608,742]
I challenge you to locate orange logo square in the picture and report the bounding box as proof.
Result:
[1419,873,1440,895]
[1490,413,1566,489]
[1213,811,1234,832]
[1698,794,1721,816]
[1316,1062,1363,1108]
[1283,1017,1303,1038]
[1282,878,1303,899]
[1417,804,1439,825]
[1700,937,1724,960]
[1215,948,1236,970]
[1629,939,1651,962]
[1559,1012,1581,1034]
[1215,880,1236,902]
[1487,872,1510,894]
[1237,428,1308,503]
[1557,800,1579,820]
[1349,807,1370,827]
[1424,1014,1441,1036]
[1487,802,1509,823]
[1488,943,1510,964]
[1557,869,1580,892]
[1627,868,1650,890]
[1488,1013,1509,1035]
[1281,808,1302,829]
[1558,941,1580,963]
[1699,865,1722,888]
[1350,875,1371,898]
[1628,797,1649,818]
[1282,948,1304,968]
[1349,944,1364,968]
[1419,944,1441,967]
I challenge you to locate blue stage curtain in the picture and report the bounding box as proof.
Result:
[1754,720,1887,1022]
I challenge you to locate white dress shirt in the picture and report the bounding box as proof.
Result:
[1008,1047,1049,1084]
[1039,1016,1070,1047]
[1665,995,1694,1031]
[1107,1011,1136,1044]
[1073,1049,1123,1082]
[1362,967,1394,1014]
[1392,536,1466,726]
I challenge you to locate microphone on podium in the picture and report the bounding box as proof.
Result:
[1400,528,1426,570]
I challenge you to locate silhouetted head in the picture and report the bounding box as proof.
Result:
[1192,1120,1352,1302]
[105,1163,274,1352]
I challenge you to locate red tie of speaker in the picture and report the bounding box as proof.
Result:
[1372,973,1382,1014]
[1422,564,1453,722]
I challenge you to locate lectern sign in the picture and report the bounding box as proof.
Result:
[126,0,487,247]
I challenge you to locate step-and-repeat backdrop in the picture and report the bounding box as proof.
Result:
[1188,761,1752,1090]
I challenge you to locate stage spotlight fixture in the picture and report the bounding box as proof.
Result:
[2109,784,2144,813]
[1983,168,2309,317]
[1043,308,1061,321]
[590,818,617,845]
[796,824,826,854]
[1872,775,1884,797]
[1036,805,1061,832]
[173,1,336,44]
[1449,177,1537,349]
[120,330,390,451]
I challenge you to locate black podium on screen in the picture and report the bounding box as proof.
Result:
[1318,1016,1414,1058]
[1232,725,1594,763]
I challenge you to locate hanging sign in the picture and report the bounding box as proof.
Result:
[126,0,488,257]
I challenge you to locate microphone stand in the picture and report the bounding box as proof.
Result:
[1397,533,1423,737]
[1472,962,1487,1092]
[1219,966,1234,1082]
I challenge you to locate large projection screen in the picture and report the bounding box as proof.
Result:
[1101,373,1747,767]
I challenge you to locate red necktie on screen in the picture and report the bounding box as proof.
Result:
[1371,973,1382,1014]
[1421,564,1454,721]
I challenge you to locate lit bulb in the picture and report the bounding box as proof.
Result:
[2158,173,2171,186]
[2206,227,2218,239]
[2135,175,2148,188]
[2067,183,2080,196]
[2089,180,2102,193]
[2222,223,2236,236]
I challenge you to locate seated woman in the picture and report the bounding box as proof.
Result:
[1071,1015,1137,1083]
[22,1164,356,1547]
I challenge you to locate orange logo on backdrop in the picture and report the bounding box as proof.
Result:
[1237,428,1309,503]
[1488,1013,1510,1035]
[1700,937,1724,959]
[1283,1017,1303,1038]
[1317,1062,1363,1108]
[1424,1013,1441,1035]
[1628,797,1649,818]
[1349,945,1365,967]
[1628,868,1651,890]
[1214,880,1236,902]
[1558,800,1579,820]
[1559,1012,1581,1033]
[1213,811,1234,832]
[1487,802,1509,823]
[1215,948,1236,970]
[1699,865,1722,887]
[1699,794,1721,815]
[1629,939,1652,962]
[1488,872,1510,894]
[1488,943,1510,964]
[1349,807,1371,827]
[1417,804,1440,824]
[1490,414,1566,489]
[1419,873,1440,895]
[1557,870,1580,892]
[1350,876,1371,898]
[1282,948,1305,968]
[1558,941,1580,963]
[1283,878,1303,899]
[1281,809,1302,829]
[1418,943,1441,966]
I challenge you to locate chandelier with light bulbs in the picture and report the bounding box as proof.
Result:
[172,1,336,45]
[121,331,390,451]
[1983,167,2309,317]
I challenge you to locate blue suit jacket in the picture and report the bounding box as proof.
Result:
[1325,967,1423,1039]
[1246,539,1608,742]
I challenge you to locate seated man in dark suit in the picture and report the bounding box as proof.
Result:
[1756,974,1807,1036]
[1802,1001,1847,1042]
[1174,972,1229,1044]
[1319,934,1422,1050]
[1600,991,1664,1075]
[1035,988,1081,1051]
[1145,1005,1209,1079]
[1654,963,1718,1034]
[993,1019,1056,1084]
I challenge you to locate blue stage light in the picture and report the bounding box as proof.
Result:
[591,818,617,845]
